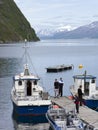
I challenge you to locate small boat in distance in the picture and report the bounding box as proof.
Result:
[11,40,51,117]
[70,71,98,110]
[46,105,85,130]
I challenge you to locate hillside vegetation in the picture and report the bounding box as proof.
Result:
[0,0,39,43]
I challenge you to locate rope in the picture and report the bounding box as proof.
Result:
[26,50,39,77]
[18,42,39,78]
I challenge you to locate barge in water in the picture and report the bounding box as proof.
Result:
[46,64,73,73]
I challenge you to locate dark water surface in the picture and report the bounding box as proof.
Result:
[0,39,98,130]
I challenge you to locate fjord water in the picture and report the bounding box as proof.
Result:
[0,39,98,130]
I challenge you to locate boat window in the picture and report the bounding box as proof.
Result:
[84,82,89,96]
[34,80,37,85]
[18,80,22,85]
[91,79,95,83]
[33,88,36,91]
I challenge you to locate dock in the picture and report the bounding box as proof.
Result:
[46,64,73,72]
[50,96,98,129]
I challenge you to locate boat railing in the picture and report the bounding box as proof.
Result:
[41,92,49,100]
[48,109,66,117]
[67,125,76,128]
[54,115,66,121]
[15,95,42,101]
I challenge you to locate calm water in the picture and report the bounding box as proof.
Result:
[0,39,98,130]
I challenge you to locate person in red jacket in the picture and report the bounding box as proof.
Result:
[74,94,79,113]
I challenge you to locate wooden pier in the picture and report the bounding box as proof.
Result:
[46,64,73,73]
[50,96,98,129]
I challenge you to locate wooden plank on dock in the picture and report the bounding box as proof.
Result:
[50,96,98,129]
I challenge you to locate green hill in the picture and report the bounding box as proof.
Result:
[0,0,40,43]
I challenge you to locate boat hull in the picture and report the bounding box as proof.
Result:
[46,113,59,130]
[12,102,50,116]
[85,99,98,110]
[12,112,48,123]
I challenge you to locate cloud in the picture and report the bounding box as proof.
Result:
[93,15,98,18]
[14,0,98,31]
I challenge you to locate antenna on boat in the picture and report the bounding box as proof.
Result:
[23,39,30,75]
[24,39,28,65]
[79,64,87,89]
[22,39,39,78]
[84,70,87,89]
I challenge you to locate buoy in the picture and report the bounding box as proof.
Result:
[79,64,83,69]
[68,96,74,100]
[53,105,59,109]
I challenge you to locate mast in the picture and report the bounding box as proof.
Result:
[24,39,28,65]
[84,70,87,92]
[24,39,30,75]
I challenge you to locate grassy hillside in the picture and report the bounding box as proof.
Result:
[0,0,40,43]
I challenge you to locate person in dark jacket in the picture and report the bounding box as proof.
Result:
[78,85,83,106]
[54,79,59,97]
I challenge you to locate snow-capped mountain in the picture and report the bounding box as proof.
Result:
[37,25,74,39]
[37,21,98,39]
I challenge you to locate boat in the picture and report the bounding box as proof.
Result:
[46,64,73,73]
[70,70,98,110]
[46,104,85,130]
[11,40,51,116]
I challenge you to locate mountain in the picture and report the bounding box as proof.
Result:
[0,0,39,43]
[38,21,98,39]
[37,27,69,39]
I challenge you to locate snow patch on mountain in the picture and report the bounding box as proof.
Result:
[37,25,74,37]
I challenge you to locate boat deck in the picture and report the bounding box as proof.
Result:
[50,96,98,129]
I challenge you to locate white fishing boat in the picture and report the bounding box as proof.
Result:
[46,105,85,130]
[11,40,51,117]
[70,70,98,110]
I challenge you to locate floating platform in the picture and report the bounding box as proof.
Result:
[46,64,73,73]
[51,96,98,129]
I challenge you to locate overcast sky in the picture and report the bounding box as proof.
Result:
[14,0,98,32]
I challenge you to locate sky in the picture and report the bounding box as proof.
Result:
[14,0,98,32]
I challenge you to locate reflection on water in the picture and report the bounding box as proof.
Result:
[12,113,50,130]
[0,58,22,77]
[1,40,98,130]
[13,120,50,130]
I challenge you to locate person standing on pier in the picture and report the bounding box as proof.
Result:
[54,79,59,98]
[74,94,79,113]
[59,77,64,97]
[78,85,83,106]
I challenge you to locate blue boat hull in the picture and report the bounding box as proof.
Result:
[85,99,98,110]
[13,102,50,116]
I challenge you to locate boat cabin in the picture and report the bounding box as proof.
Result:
[13,65,43,98]
[73,75,97,97]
